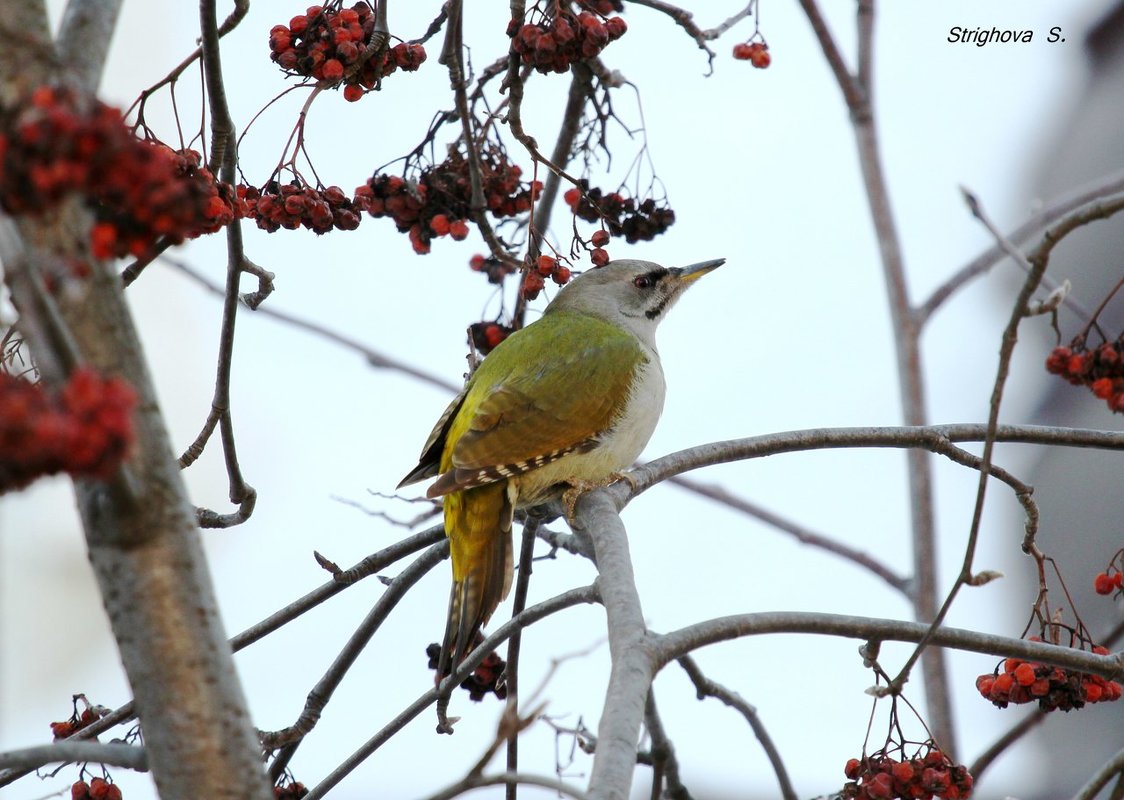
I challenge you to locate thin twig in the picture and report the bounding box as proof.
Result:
[1073,747,1124,800]
[504,516,542,799]
[420,771,590,800]
[796,0,953,749]
[918,170,1124,324]
[676,655,797,800]
[303,585,600,800]
[643,690,693,800]
[261,543,448,753]
[667,474,910,593]
[890,192,1124,697]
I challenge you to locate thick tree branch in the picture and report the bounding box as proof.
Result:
[56,0,123,92]
[576,491,655,800]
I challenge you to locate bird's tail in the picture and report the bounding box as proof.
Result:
[437,481,515,679]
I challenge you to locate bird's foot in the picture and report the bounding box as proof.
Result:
[561,472,635,520]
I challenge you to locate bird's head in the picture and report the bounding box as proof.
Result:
[545,258,724,343]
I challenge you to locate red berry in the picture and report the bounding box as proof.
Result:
[865,771,893,799]
[322,58,344,81]
[975,673,995,696]
[522,270,545,299]
[449,219,469,240]
[591,229,610,247]
[1095,571,1117,595]
[429,213,451,236]
[891,761,914,782]
[591,247,609,266]
[552,266,571,285]
[733,42,753,60]
[844,758,862,780]
[1045,346,1072,374]
[1013,662,1037,686]
[605,16,627,39]
[537,254,557,276]
[564,187,581,207]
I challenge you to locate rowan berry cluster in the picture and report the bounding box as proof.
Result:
[976,644,1122,711]
[537,254,572,286]
[70,778,123,800]
[89,145,235,259]
[358,151,541,254]
[50,706,100,740]
[270,2,426,99]
[841,748,973,800]
[1045,341,1124,413]
[469,321,514,355]
[0,368,137,494]
[509,9,627,74]
[469,253,517,284]
[563,182,675,244]
[274,781,308,799]
[426,643,508,701]
[733,41,771,68]
[0,87,234,259]
[517,254,573,300]
[237,182,361,234]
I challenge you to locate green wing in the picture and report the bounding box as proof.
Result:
[426,311,646,497]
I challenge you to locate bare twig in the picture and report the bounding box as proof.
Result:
[1073,747,1124,800]
[677,655,796,800]
[190,0,257,527]
[891,192,1124,698]
[163,256,460,394]
[303,585,600,800]
[796,0,953,748]
[261,543,448,753]
[667,474,910,593]
[919,169,1124,323]
[421,771,590,800]
[643,690,693,800]
[504,516,543,798]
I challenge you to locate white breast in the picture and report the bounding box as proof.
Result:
[515,351,666,505]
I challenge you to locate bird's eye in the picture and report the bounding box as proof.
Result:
[633,275,653,290]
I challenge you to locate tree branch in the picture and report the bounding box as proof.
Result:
[303,585,600,800]
[676,655,797,800]
[576,490,655,800]
[796,0,952,746]
[0,742,147,773]
[654,612,1123,681]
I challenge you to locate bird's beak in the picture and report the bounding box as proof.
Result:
[672,258,725,284]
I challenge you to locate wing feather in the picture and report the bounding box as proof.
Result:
[426,312,646,497]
